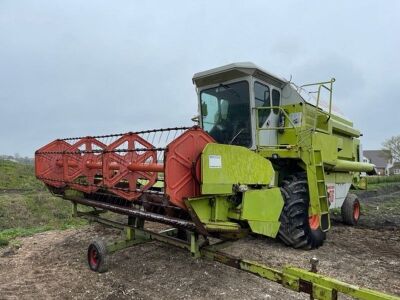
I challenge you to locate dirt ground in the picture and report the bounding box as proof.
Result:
[0,188,399,300]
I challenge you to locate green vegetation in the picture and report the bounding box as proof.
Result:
[0,159,87,247]
[366,175,400,185]
[0,226,52,246]
[0,159,43,190]
[367,182,400,191]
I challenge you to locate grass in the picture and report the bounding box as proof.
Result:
[366,181,400,191]
[0,159,43,190]
[0,220,88,247]
[0,226,52,246]
[0,159,88,247]
[366,175,400,185]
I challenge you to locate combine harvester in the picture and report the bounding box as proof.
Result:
[35,63,398,300]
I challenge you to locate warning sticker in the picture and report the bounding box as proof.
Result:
[289,112,302,127]
[208,155,222,168]
[327,185,335,203]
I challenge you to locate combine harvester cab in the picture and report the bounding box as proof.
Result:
[35,63,398,300]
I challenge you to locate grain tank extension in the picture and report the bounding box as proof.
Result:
[35,62,374,249]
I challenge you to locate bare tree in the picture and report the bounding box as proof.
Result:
[383,135,400,162]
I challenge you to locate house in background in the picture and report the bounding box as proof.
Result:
[389,162,400,175]
[363,150,393,176]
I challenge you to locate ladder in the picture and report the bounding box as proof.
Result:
[307,149,330,231]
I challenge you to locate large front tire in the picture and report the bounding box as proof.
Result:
[278,173,326,249]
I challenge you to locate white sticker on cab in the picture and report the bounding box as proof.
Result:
[209,155,222,168]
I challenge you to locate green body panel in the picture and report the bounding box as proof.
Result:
[312,132,339,164]
[187,195,231,222]
[187,188,284,236]
[186,143,286,236]
[247,221,280,238]
[276,103,303,146]
[240,188,283,237]
[355,176,368,189]
[331,119,360,137]
[257,148,300,159]
[201,143,274,194]
[324,172,353,184]
[186,195,241,231]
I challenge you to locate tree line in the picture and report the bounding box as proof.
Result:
[0,154,34,165]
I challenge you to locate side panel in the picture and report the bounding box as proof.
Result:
[201,143,274,194]
[312,132,339,165]
[186,195,241,232]
[325,182,351,209]
[186,188,285,237]
[325,172,353,209]
[276,103,303,147]
[241,188,284,237]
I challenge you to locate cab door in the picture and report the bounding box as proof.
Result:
[254,81,281,146]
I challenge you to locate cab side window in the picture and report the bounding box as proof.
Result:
[272,89,280,114]
[254,82,270,127]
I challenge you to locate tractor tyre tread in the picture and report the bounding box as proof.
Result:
[278,172,326,249]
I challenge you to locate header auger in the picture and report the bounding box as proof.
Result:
[33,63,397,300]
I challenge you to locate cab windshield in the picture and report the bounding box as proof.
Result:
[200,81,251,147]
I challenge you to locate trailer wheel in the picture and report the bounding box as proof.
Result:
[341,193,360,226]
[278,173,326,249]
[87,240,108,273]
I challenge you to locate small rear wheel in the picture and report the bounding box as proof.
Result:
[341,193,360,226]
[87,239,108,273]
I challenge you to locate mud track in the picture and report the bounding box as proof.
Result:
[0,188,399,300]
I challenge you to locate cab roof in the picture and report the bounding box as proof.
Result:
[192,62,287,88]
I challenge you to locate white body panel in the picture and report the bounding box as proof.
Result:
[254,76,281,147]
[326,182,351,209]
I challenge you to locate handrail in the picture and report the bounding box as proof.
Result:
[254,106,298,130]
[254,106,299,148]
[300,78,335,123]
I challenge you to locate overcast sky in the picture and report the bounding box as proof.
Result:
[1,0,399,157]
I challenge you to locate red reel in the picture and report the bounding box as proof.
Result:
[165,127,215,209]
[63,137,107,194]
[102,133,158,200]
[35,140,71,188]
